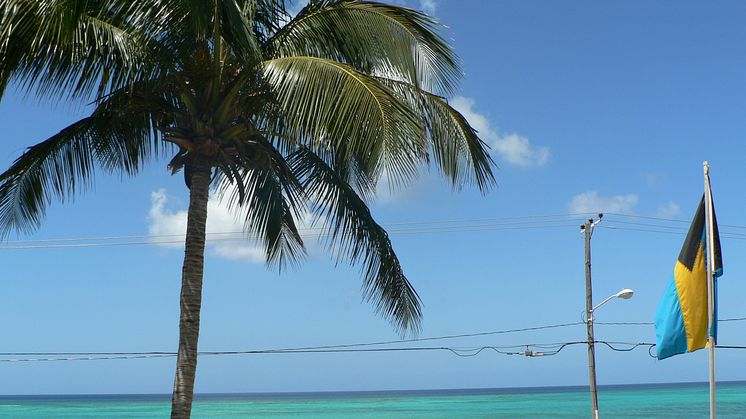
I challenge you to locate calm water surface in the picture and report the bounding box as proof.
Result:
[1,382,744,417]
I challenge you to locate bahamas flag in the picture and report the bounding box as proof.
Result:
[654,195,723,360]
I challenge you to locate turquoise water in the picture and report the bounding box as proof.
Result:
[1,382,745,417]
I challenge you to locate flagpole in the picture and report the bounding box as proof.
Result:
[703,161,716,419]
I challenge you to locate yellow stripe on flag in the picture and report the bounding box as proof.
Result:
[673,243,708,352]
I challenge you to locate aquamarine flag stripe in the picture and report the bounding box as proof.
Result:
[654,276,688,359]
[711,280,718,341]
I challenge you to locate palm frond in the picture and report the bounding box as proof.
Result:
[219,0,261,63]
[266,0,460,96]
[0,86,164,235]
[288,146,422,335]
[215,137,306,269]
[0,0,158,100]
[241,0,288,42]
[376,77,496,193]
[262,55,425,189]
[0,118,97,235]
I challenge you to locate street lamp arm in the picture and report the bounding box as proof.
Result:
[590,288,635,319]
[591,295,617,315]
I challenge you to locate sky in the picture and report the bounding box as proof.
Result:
[1,0,746,395]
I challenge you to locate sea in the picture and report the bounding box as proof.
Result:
[1,382,745,418]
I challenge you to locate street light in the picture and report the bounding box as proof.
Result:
[586,288,635,419]
[590,288,635,320]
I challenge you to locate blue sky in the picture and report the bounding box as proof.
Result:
[1,0,746,395]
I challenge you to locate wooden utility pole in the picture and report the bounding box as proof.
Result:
[582,215,601,419]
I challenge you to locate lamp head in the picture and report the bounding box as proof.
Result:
[615,288,634,300]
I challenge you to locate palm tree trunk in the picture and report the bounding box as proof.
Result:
[171,157,212,418]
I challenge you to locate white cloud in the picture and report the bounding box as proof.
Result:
[657,201,681,218]
[568,191,639,214]
[451,96,492,137]
[148,189,265,263]
[213,245,265,262]
[148,190,188,248]
[420,0,437,14]
[451,96,549,168]
[492,133,550,167]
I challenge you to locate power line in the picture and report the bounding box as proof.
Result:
[0,213,658,249]
[2,317,745,359]
[601,220,688,231]
[5,211,746,250]
[1,214,591,245]
[0,340,659,362]
[0,222,587,250]
[0,321,588,361]
[0,346,550,362]
[227,321,587,351]
[599,224,746,240]
[595,317,746,326]
[603,213,689,224]
[604,212,746,230]
[719,317,746,322]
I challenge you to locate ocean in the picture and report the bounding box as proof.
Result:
[1,382,745,418]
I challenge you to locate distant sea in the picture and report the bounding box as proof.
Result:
[2,382,746,418]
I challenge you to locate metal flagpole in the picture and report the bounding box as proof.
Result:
[703,161,716,419]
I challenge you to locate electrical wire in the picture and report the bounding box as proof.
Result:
[0,214,591,245]
[0,211,742,363]
[596,341,654,352]
[3,316,746,362]
[604,212,746,230]
[0,340,664,362]
[599,220,688,231]
[0,222,588,250]
[258,321,586,351]
[0,321,587,362]
[719,317,746,322]
[592,317,746,327]
[0,347,526,362]
[5,211,746,249]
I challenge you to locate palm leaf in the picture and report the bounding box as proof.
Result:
[262,55,425,189]
[266,0,460,96]
[239,0,288,43]
[218,0,262,63]
[0,87,165,235]
[0,0,157,100]
[288,145,422,335]
[215,136,306,269]
[376,76,496,192]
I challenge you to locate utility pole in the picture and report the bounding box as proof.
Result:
[581,214,602,419]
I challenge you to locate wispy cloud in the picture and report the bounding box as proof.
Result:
[568,191,639,214]
[643,172,666,187]
[491,133,550,167]
[451,96,549,168]
[148,189,265,263]
[656,201,681,218]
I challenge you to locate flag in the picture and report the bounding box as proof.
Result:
[654,195,723,360]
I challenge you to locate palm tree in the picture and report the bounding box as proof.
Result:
[0,0,495,417]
